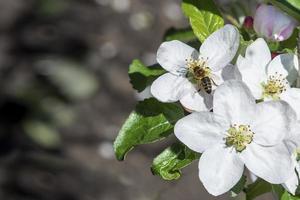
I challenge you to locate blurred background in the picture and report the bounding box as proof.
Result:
[0,0,270,199]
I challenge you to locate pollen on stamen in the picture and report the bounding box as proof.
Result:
[225,124,254,152]
[261,73,288,100]
[184,57,211,80]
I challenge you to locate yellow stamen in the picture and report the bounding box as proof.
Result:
[185,57,211,80]
[225,124,254,152]
[261,73,288,100]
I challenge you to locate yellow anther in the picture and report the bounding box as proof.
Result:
[225,124,254,152]
[261,74,287,100]
[185,57,211,80]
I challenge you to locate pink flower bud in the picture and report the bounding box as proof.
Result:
[254,4,297,41]
[243,16,254,29]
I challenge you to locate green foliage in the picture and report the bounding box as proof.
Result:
[232,38,253,64]
[114,98,184,161]
[181,0,224,43]
[272,184,286,198]
[116,0,300,196]
[280,28,299,52]
[164,27,197,42]
[281,191,300,200]
[245,178,272,200]
[272,185,300,200]
[128,59,165,92]
[268,0,300,21]
[151,142,200,180]
[231,175,247,197]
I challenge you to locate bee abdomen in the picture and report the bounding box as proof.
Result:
[201,77,212,94]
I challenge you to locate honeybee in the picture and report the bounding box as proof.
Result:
[185,58,218,94]
[192,66,213,94]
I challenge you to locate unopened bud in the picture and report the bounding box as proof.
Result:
[254,4,297,41]
[271,52,279,60]
[243,16,254,30]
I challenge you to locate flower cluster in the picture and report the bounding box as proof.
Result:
[151,24,300,196]
[115,1,300,198]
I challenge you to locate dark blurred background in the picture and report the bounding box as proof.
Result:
[0,0,270,199]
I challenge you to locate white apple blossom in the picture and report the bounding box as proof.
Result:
[249,122,300,195]
[150,24,239,112]
[282,152,300,195]
[282,124,300,195]
[254,4,297,41]
[250,155,299,195]
[235,38,300,118]
[174,80,296,196]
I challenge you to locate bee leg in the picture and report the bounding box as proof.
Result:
[211,78,219,87]
[193,88,201,94]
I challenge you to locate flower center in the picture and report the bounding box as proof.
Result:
[225,124,254,152]
[261,73,288,100]
[185,58,211,82]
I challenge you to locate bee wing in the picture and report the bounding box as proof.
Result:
[196,80,202,92]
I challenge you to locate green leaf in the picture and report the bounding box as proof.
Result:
[164,27,197,42]
[232,38,253,64]
[151,143,200,180]
[128,59,166,92]
[231,175,247,197]
[114,98,184,161]
[181,0,224,43]
[272,184,286,198]
[245,178,272,200]
[268,0,300,21]
[281,190,300,200]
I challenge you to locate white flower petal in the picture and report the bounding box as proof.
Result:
[267,54,290,77]
[150,73,193,102]
[245,38,271,68]
[156,40,198,74]
[282,171,298,195]
[268,54,298,85]
[252,101,296,146]
[283,154,299,195]
[210,71,224,87]
[209,64,237,88]
[221,64,238,81]
[213,80,256,125]
[281,88,300,120]
[200,24,240,72]
[296,162,300,176]
[241,143,294,184]
[180,90,212,112]
[249,172,258,182]
[199,145,244,196]
[174,112,226,153]
[285,121,300,153]
[236,55,266,99]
